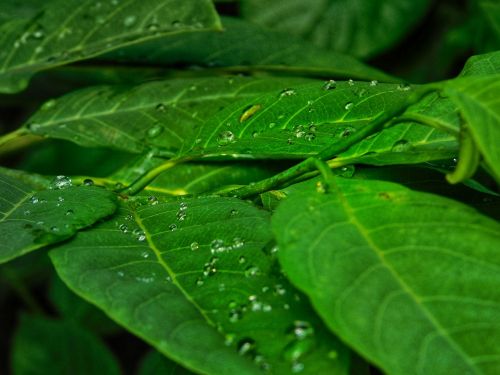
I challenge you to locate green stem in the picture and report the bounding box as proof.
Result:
[0,128,29,148]
[122,158,184,195]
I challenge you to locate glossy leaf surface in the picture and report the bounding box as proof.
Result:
[0,0,220,93]
[273,177,500,374]
[24,77,310,155]
[107,17,395,82]
[0,169,116,264]
[51,198,349,375]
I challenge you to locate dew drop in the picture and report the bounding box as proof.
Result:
[190,242,199,251]
[169,223,177,231]
[30,196,39,204]
[147,124,163,138]
[119,224,128,233]
[225,333,236,346]
[348,79,354,86]
[50,175,72,190]
[315,181,327,194]
[41,99,56,111]
[322,80,336,90]
[280,88,296,97]
[217,131,236,146]
[304,132,316,141]
[245,265,260,277]
[50,226,59,232]
[66,209,74,216]
[370,80,378,86]
[238,255,246,264]
[33,27,45,39]
[397,83,411,91]
[155,103,166,112]
[148,196,159,205]
[237,338,256,356]
[83,178,94,186]
[344,102,354,110]
[339,165,355,178]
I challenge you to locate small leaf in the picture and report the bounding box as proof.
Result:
[272,177,500,375]
[12,315,120,375]
[0,0,221,93]
[241,0,431,59]
[50,198,350,375]
[0,168,117,264]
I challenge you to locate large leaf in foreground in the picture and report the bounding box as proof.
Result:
[272,177,500,374]
[24,77,310,155]
[0,0,220,93]
[460,51,500,77]
[107,17,395,82]
[12,315,120,375]
[50,198,349,375]
[444,75,500,182]
[241,0,430,59]
[0,169,116,264]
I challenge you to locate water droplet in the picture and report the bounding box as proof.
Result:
[245,265,260,277]
[397,83,411,91]
[274,284,286,296]
[344,102,354,110]
[237,338,256,356]
[146,22,160,32]
[141,250,149,258]
[50,226,59,232]
[348,79,355,86]
[335,126,356,138]
[119,224,128,233]
[249,295,263,311]
[210,239,225,253]
[217,131,236,146]
[238,255,246,264]
[230,209,238,216]
[291,362,305,373]
[322,79,337,90]
[83,178,94,186]
[280,88,296,97]
[57,196,65,203]
[171,20,183,28]
[147,124,163,138]
[30,196,39,204]
[196,277,204,286]
[155,103,166,112]
[268,122,276,129]
[50,175,72,190]
[23,209,31,216]
[294,125,306,138]
[117,271,124,277]
[148,196,159,205]
[33,27,44,39]
[123,15,137,27]
[391,139,411,152]
[169,223,177,231]
[190,242,199,251]
[232,237,244,249]
[252,131,259,138]
[304,132,316,141]
[339,165,355,178]
[370,80,378,86]
[66,209,74,216]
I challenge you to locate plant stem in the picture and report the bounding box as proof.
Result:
[0,128,30,149]
[122,158,183,195]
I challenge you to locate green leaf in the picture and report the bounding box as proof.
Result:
[460,51,500,77]
[272,177,500,375]
[444,74,500,182]
[138,351,194,375]
[241,0,431,59]
[106,17,396,82]
[186,80,455,163]
[0,168,117,264]
[49,274,120,335]
[50,198,350,375]
[12,315,121,375]
[0,0,221,93]
[24,77,310,155]
[478,0,500,42]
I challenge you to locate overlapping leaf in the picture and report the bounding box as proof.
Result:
[460,51,500,77]
[241,0,431,59]
[50,198,349,375]
[0,168,116,264]
[23,77,311,155]
[12,315,121,375]
[106,17,396,82]
[0,0,221,93]
[272,176,500,375]
[444,74,500,182]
